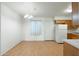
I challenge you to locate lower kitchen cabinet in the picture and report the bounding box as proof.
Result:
[63,42,79,56]
[67,33,79,39]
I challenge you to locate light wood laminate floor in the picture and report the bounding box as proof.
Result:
[3,41,63,56]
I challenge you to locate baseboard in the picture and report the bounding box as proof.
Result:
[0,40,22,56]
[23,40,45,41]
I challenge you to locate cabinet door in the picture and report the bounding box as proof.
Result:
[67,34,79,39]
[72,2,79,25]
[78,3,79,25]
[64,42,78,56]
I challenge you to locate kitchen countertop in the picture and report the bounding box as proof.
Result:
[64,40,79,49]
[68,30,79,35]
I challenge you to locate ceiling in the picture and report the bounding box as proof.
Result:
[3,2,72,17]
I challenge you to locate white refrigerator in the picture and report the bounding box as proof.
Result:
[55,24,67,43]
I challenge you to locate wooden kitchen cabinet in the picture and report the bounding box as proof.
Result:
[55,20,74,30]
[55,20,66,24]
[67,33,79,39]
[64,42,79,56]
[72,2,79,26]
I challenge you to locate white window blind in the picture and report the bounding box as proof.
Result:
[31,20,42,36]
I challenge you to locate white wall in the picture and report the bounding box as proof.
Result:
[43,18,55,40]
[23,17,54,41]
[0,3,1,54]
[23,18,44,41]
[1,4,23,55]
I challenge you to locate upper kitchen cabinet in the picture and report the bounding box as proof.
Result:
[72,2,79,26]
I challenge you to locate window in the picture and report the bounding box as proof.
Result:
[31,20,42,36]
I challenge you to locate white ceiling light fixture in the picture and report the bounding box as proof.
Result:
[28,15,33,19]
[64,8,72,13]
[24,14,33,19]
[64,4,72,13]
[24,14,29,18]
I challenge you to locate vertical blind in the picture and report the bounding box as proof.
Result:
[31,20,42,36]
